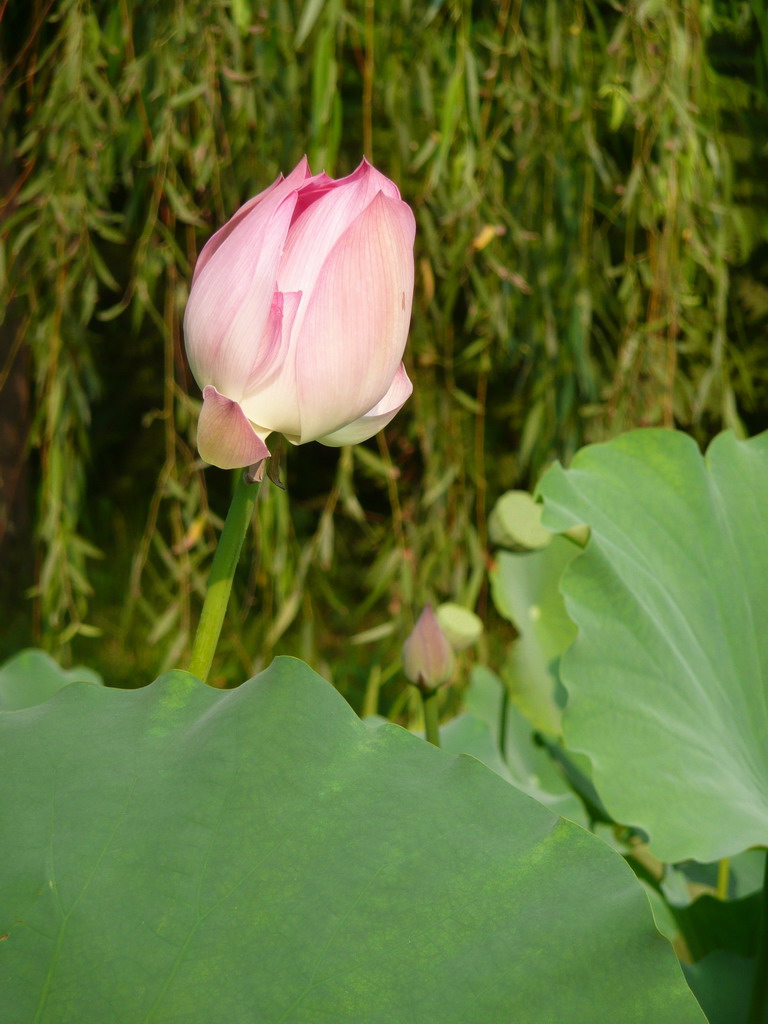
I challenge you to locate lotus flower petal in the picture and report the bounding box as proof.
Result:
[239,291,303,440]
[277,163,399,336]
[344,157,403,200]
[196,386,270,470]
[317,364,413,447]
[184,193,298,401]
[292,191,416,442]
[191,159,312,286]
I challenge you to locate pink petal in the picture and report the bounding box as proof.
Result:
[243,290,302,394]
[238,291,304,439]
[290,171,335,222]
[184,159,315,395]
[277,165,399,309]
[317,364,413,446]
[402,604,456,690]
[184,191,298,401]
[192,158,311,285]
[289,162,390,228]
[327,159,403,201]
[293,191,416,442]
[196,385,270,469]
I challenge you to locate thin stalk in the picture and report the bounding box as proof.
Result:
[421,691,440,747]
[748,849,768,1024]
[188,472,260,683]
[362,0,374,160]
[362,664,381,719]
[498,685,509,761]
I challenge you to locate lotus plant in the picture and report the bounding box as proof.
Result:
[183,158,416,682]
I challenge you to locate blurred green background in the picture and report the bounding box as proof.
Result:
[1,0,767,702]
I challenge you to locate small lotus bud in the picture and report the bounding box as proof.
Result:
[402,604,456,691]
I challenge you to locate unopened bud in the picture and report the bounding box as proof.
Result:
[402,604,456,691]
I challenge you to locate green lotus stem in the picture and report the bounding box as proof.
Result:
[498,685,510,760]
[421,691,441,748]
[747,849,768,1024]
[188,471,260,683]
[716,858,730,900]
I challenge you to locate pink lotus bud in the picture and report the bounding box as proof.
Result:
[183,158,416,469]
[402,604,456,691]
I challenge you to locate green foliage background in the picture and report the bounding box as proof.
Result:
[1,0,767,696]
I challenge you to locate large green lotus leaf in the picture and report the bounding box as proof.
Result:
[674,892,761,962]
[683,952,754,1024]
[0,649,102,711]
[1,658,703,1023]
[538,428,768,863]
[490,535,580,734]
[444,665,589,824]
